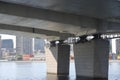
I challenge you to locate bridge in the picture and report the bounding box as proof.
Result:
[0,0,120,79]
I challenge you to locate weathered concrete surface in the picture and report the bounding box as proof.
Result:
[57,44,70,75]
[46,44,70,75]
[0,29,60,41]
[0,23,73,37]
[0,23,75,41]
[0,1,120,36]
[0,7,97,35]
[1,0,120,18]
[74,39,109,79]
[45,46,58,74]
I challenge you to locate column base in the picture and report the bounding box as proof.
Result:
[47,73,69,76]
[47,72,57,75]
[57,73,69,76]
[76,76,108,80]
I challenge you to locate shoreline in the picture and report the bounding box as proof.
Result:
[0,60,120,63]
[109,60,120,62]
[0,60,45,62]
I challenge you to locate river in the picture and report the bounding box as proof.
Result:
[0,61,120,80]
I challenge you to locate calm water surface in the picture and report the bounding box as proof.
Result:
[0,62,120,80]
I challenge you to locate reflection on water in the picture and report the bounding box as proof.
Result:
[0,62,120,80]
[0,62,46,80]
[109,62,120,80]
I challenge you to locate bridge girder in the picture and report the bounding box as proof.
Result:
[0,1,120,37]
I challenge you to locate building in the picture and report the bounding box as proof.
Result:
[16,36,33,55]
[34,38,45,51]
[116,39,120,54]
[1,39,14,52]
[16,36,23,55]
[23,37,33,54]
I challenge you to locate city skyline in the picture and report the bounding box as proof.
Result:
[0,34,16,48]
[0,34,117,53]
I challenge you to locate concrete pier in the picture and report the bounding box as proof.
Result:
[46,44,70,75]
[74,39,109,79]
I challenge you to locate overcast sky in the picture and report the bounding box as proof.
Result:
[0,34,16,48]
[112,39,116,53]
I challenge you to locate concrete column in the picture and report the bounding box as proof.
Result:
[45,46,58,74]
[74,39,109,79]
[46,44,70,75]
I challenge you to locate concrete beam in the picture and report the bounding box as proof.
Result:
[97,20,120,33]
[0,1,97,28]
[0,29,59,41]
[0,23,74,37]
[1,0,120,19]
[0,1,120,35]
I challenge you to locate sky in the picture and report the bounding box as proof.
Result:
[0,34,117,53]
[0,34,16,48]
[112,39,116,53]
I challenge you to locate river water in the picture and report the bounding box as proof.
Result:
[0,61,120,80]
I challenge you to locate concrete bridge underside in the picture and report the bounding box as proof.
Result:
[0,0,120,79]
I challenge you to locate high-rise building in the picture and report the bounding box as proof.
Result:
[16,36,23,55]
[23,37,33,54]
[116,39,120,54]
[1,39,14,52]
[109,39,112,54]
[16,36,33,55]
[34,38,45,51]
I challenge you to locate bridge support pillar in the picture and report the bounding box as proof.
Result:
[74,39,109,79]
[46,44,70,75]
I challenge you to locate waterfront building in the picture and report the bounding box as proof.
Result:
[1,39,14,52]
[116,39,120,54]
[16,36,23,55]
[16,36,33,55]
[23,37,33,54]
[34,38,45,52]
